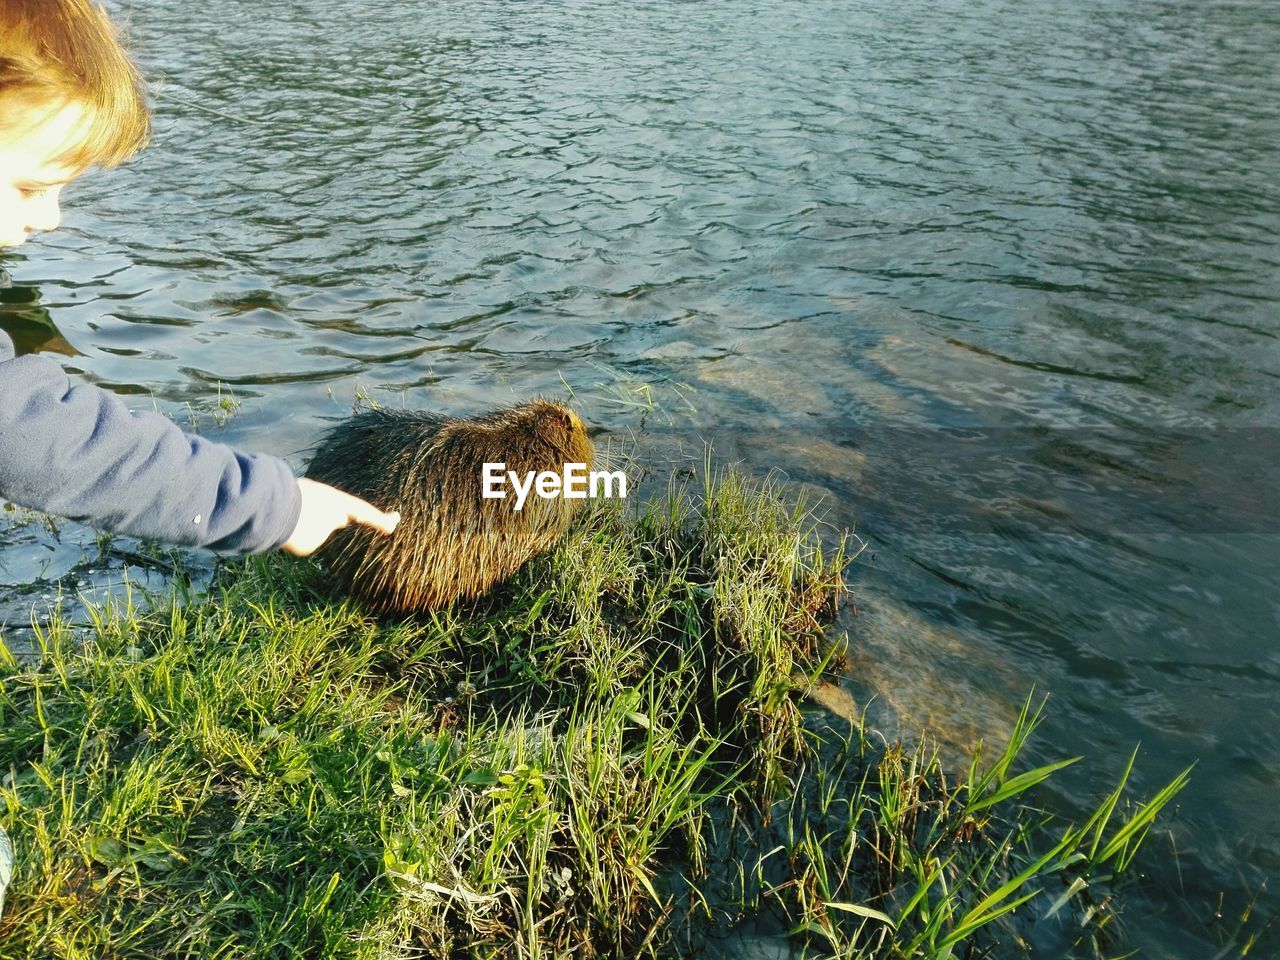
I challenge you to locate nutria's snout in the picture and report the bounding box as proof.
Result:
[303,399,594,615]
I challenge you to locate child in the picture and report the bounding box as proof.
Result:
[0,0,399,554]
[0,0,399,914]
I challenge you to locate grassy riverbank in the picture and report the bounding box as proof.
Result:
[0,466,1187,959]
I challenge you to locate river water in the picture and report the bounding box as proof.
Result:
[1,1,1277,955]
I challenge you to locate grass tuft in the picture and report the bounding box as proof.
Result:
[1,464,1183,959]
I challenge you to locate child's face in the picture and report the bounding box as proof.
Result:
[0,99,88,248]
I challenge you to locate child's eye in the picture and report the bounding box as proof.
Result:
[18,185,52,199]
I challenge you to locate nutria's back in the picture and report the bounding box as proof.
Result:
[305,400,594,614]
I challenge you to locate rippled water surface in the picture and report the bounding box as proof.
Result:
[3,0,1278,954]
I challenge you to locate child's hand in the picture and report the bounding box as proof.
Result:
[281,478,400,556]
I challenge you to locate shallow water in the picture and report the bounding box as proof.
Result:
[2,0,1278,954]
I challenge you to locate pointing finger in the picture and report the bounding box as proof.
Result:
[352,502,400,536]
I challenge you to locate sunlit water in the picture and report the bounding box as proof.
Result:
[2,0,1277,955]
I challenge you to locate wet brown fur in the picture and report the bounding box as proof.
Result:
[305,400,594,614]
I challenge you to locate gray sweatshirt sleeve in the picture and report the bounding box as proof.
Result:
[0,327,302,554]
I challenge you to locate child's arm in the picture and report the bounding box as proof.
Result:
[0,328,302,553]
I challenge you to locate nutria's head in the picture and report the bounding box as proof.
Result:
[481,399,594,468]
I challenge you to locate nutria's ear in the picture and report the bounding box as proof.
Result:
[538,405,570,435]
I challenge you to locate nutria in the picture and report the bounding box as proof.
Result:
[305,399,594,614]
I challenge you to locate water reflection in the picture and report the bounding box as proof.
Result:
[0,282,80,356]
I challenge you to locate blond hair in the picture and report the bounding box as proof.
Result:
[0,0,150,169]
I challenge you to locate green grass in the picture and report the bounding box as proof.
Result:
[0,464,1187,959]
